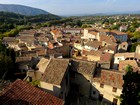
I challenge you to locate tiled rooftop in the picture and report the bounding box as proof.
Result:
[114,53,135,58]
[85,40,101,48]
[119,60,138,71]
[93,70,124,89]
[41,58,69,85]
[0,79,64,105]
[70,59,96,76]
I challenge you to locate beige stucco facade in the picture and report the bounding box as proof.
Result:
[92,82,122,105]
[83,29,98,39]
[40,81,61,97]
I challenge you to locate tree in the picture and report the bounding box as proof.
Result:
[120,65,140,105]
[76,20,82,27]
[0,42,15,80]
[133,31,140,39]
[111,24,120,30]
[0,54,14,79]
[130,42,140,52]
[81,24,92,28]
[29,80,40,87]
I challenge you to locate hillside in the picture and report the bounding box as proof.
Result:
[0,11,61,24]
[0,4,49,16]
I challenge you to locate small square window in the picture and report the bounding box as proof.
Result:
[93,91,96,94]
[112,87,117,92]
[100,83,104,88]
[112,98,118,105]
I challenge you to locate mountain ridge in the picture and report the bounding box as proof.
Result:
[62,11,140,17]
[0,4,49,16]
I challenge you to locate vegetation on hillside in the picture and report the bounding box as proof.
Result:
[0,11,60,24]
[0,11,61,39]
[0,42,16,81]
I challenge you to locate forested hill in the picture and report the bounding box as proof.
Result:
[0,11,61,24]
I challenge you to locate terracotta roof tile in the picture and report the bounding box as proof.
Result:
[82,50,102,56]
[0,79,64,105]
[41,58,69,85]
[100,52,113,62]
[70,59,96,76]
[51,30,62,37]
[89,31,98,36]
[93,70,124,89]
[119,60,138,71]
[82,50,113,62]
[85,40,101,48]
[100,35,117,44]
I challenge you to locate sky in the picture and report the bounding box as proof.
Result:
[0,0,140,16]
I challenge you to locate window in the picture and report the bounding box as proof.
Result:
[71,72,75,79]
[93,91,96,94]
[112,87,117,92]
[29,77,32,82]
[98,94,103,101]
[112,98,118,105]
[100,83,104,88]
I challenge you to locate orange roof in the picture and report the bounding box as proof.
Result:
[51,30,62,37]
[51,30,59,35]
[48,42,54,49]
[119,60,138,71]
[100,52,113,62]
[93,70,124,89]
[100,34,117,44]
[0,79,64,105]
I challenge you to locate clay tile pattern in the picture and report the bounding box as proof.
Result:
[100,53,113,62]
[0,79,64,105]
[41,58,69,85]
[71,59,96,76]
[100,70,124,89]
[119,60,138,71]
